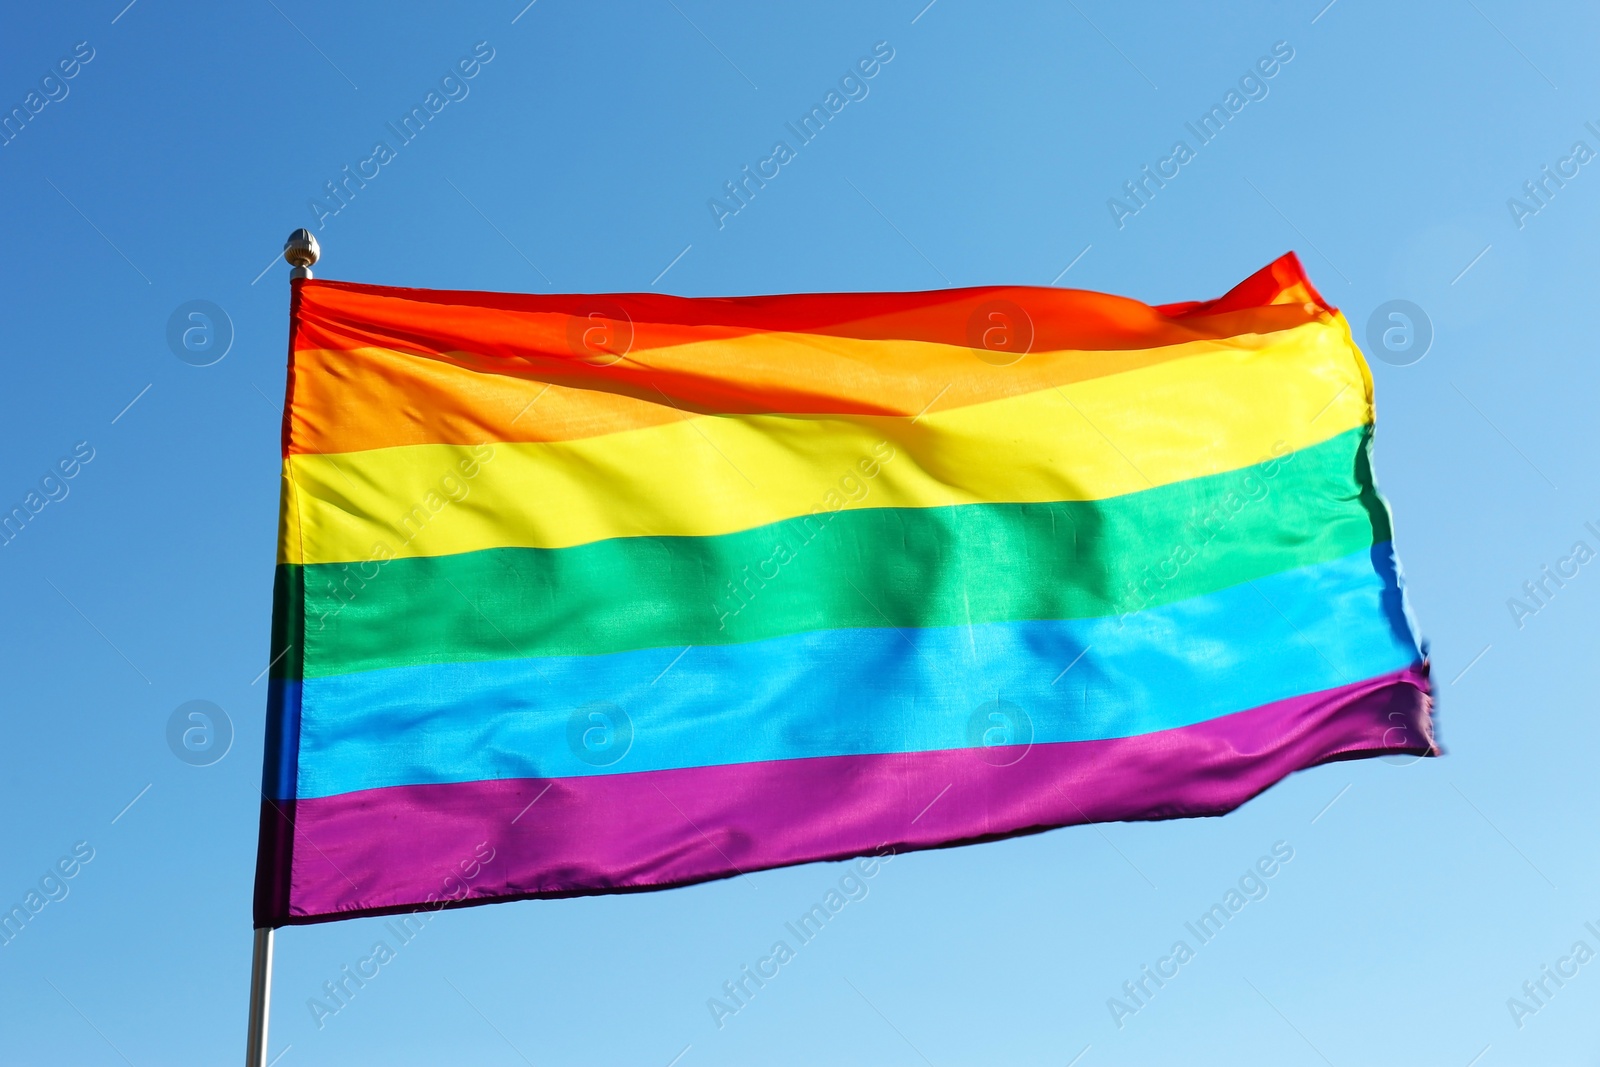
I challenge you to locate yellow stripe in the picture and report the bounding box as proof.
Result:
[281,320,1369,563]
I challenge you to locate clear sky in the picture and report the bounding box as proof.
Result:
[2,1,1597,1064]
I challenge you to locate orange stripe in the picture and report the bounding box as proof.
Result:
[286,254,1332,455]
[288,326,1315,454]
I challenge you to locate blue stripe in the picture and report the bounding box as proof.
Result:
[280,545,1419,799]
[261,673,301,799]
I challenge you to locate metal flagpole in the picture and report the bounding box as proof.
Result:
[244,229,321,1067]
[285,228,320,280]
[244,927,275,1067]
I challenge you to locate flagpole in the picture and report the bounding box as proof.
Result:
[244,229,320,1067]
[285,227,320,280]
[244,926,275,1067]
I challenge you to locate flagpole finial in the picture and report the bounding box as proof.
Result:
[284,229,320,280]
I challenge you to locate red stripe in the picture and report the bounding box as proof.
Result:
[294,252,1328,357]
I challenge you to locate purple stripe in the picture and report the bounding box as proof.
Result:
[258,665,1432,926]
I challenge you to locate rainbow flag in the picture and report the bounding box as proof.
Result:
[254,253,1432,926]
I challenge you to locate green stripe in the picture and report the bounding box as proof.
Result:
[283,426,1386,679]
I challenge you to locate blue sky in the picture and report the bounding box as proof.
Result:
[2,1,1598,1064]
